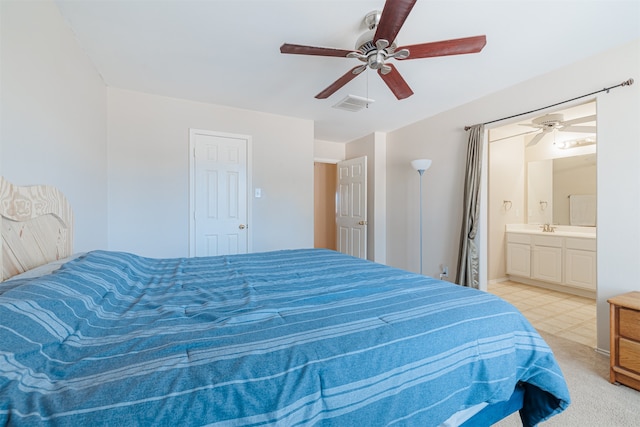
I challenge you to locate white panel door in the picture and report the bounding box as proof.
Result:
[190,130,249,257]
[336,156,367,259]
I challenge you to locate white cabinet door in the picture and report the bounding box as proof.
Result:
[565,249,596,290]
[506,243,531,277]
[532,246,563,283]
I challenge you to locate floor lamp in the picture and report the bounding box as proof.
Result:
[411,159,432,274]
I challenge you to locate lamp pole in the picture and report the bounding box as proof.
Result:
[411,159,432,275]
[417,169,425,274]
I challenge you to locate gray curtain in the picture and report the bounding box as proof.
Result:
[455,124,484,288]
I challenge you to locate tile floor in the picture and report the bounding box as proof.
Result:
[488,281,597,348]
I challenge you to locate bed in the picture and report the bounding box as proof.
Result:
[0,177,570,426]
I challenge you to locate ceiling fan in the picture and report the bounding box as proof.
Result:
[279,0,487,100]
[521,113,596,147]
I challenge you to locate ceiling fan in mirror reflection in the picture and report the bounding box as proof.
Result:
[521,113,596,147]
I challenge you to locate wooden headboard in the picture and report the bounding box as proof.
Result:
[0,177,73,281]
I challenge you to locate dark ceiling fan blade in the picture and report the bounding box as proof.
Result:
[315,66,363,99]
[378,64,413,100]
[396,35,487,60]
[374,0,417,45]
[280,43,354,58]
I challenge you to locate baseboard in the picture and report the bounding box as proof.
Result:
[506,276,596,299]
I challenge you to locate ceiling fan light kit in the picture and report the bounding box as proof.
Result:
[555,137,596,150]
[533,113,565,128]
[280,0,487,101]
[522,113,597,147]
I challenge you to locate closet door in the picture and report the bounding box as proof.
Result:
[190,129,250,257]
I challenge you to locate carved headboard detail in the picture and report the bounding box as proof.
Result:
[0,177,74,281]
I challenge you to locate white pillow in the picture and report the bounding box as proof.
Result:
[4,253,85,281]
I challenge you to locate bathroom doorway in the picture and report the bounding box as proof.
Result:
[485,100,598,348]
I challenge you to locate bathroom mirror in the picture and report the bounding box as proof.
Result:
[527,153,596,225]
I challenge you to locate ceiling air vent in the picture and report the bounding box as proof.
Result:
[332,95,375,112]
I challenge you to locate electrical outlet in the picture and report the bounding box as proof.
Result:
[442,266,449,277]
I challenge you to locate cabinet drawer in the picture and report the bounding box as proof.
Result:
[620,308,640,341]
[619,338,640,374]
[532,235,563,247]
[566,237,596,251]
[507,233,531,244]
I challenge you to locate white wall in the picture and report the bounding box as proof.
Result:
[527,160,553,225]
[0,0,108,252]
[595,41,640,351]
[107,88,314,258]
[386,39,640,351]
[488,137,525,282]
[372,132,387,264]
[314,140,345,162]
[387,115,467,277]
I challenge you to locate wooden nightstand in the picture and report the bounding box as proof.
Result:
[608,291,640,391]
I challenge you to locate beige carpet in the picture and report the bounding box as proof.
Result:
[495,332,640,426]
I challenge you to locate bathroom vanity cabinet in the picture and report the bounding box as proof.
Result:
[608,292,640,391]
[506,228,596,297]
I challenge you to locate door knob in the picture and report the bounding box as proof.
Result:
[239,224,246,230]
[358,221,368,225]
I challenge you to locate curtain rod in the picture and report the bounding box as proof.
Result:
[464,78,634,131]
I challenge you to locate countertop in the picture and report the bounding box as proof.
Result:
[505,224,596,239]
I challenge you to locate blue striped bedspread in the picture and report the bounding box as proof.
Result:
[0,249,569,426]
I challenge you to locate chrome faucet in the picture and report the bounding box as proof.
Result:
[540,223,556,232]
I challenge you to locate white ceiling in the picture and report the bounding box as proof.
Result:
[54,0,640,143]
